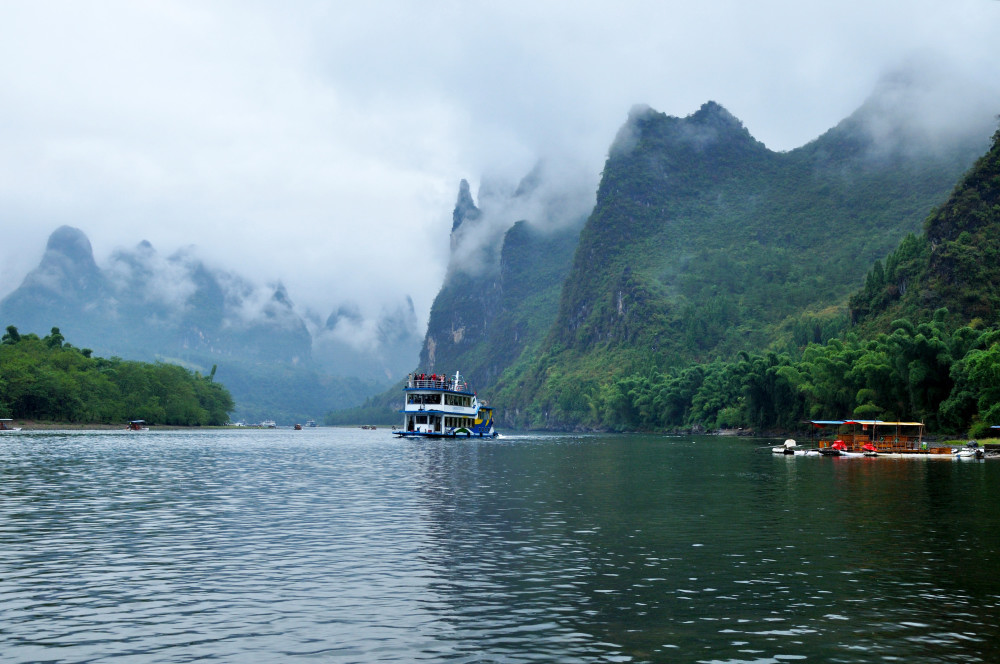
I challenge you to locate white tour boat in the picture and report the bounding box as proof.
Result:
[396,371,498,438]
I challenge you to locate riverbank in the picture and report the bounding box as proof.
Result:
[5,420,242,431]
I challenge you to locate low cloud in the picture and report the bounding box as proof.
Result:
[1,1,998,336]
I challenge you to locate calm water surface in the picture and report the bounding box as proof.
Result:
[2,429,1000,663]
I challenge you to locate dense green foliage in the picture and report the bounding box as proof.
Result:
[0,326,234,425]
[492,103,985,428]
[498,125,1000,435]
[572,310,1000,437]
[329,101,995,434]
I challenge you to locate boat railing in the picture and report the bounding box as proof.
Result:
[408,378,468,391]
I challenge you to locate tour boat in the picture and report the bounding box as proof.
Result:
[396,371,498,438]
[0,418,21,432]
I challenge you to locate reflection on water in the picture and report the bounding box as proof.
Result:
[2,430,999,662]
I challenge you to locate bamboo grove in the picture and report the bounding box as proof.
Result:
[592,309,1000,437]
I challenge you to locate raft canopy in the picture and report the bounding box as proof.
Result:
[811,420,923,427]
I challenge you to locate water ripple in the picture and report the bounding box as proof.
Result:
[2,431,1000,662]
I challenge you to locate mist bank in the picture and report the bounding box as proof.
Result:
[0,226,422,423]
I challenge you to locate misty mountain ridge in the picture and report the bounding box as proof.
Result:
[326,157,592,425]
[334,69,999,429]
[411,70,998,429]
[850,124,1000,329]
[419,160,592,389]
[0,226,422,422]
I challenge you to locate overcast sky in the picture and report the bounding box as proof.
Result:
[1,1,999,327]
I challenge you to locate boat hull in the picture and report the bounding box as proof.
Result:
[395,430,498,439]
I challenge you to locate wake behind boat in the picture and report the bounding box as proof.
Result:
[396,371,498,439]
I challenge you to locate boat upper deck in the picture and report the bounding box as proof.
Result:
[405,372,470,394]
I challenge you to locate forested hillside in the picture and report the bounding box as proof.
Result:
[492,96,990,429]
[550,127,1000,436]
[0,326,234,425]
[330,79,996,432]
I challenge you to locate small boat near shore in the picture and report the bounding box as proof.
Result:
[126,420,149,432]
[771,439,820,456]
[395,370,498,439]
[0,418,22,432]
[954,441,985,459]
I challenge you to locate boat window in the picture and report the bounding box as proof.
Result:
[415,415,428,424]
[408,394,444,405]
[445,394,472,407]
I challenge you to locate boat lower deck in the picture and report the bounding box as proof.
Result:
[394,430,498,439]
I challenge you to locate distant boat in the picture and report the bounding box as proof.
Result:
[0,418,22,432]
[126,420,149,432]
[395,370,498,439]
[261,420,276,429]
[294,423,303,430]
[305,420,317,428]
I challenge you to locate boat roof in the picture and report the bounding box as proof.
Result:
[811,419,923,427]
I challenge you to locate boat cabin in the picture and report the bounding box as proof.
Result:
[811,419,928,453]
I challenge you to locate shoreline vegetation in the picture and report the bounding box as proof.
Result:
[1,326,234,427]
[4,420,244,431]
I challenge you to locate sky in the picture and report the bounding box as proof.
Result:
[1,0,999,329]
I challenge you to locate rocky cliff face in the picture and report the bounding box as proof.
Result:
[418,164,590,392]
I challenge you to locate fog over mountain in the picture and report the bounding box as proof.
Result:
[0,226,421,384]
[2,1,998,339]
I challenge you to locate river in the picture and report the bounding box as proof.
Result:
[2,428,999,662]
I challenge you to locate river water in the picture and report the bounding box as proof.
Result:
[2,428,999,663]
